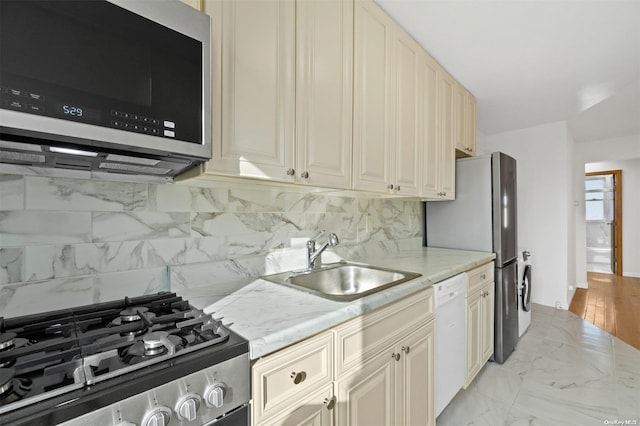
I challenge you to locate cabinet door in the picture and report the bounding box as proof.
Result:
[396,322,435,426]
[260,384,335,426]
[352,0,394,193]
[453,83,466,154]
[465,93,477,156]
[392,30,422,196]
[211,0,295,181]
[420,54,439,198]
[438,71,456,199]
[481,282,495,363]
[296,0,353,189]
[336,350,396,426]
[465,290,482,388]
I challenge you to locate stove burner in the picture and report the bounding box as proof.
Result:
[0,333,29,368]
[120,332,185,364]
[0,368,14,397]
[119,307,149,323]
[0,367,33,404]
[110,309,156,337]
[143,332,169,356]
[0,333,16,351]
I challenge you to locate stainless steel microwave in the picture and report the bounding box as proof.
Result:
[0,0,211,179]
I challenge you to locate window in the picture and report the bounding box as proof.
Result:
[585,176,613,222]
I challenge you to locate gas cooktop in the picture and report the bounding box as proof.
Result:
[0,292,249,425]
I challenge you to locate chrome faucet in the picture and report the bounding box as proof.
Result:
[307,230,340,270]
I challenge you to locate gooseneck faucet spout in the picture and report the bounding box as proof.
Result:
[306,231,340,270]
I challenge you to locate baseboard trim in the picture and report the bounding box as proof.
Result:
[623,272,640,278]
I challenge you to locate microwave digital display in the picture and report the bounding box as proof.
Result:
[0,0,203,145]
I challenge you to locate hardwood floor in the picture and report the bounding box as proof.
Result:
[569,272,640,350]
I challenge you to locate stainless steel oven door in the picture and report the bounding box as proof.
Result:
[205,404,249,426]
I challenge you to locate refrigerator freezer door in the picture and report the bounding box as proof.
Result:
[494,261,519,363]
[492,152,518,265]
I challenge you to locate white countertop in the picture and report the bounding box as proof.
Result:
[178,247,494,360]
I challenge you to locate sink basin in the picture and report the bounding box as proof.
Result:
[262,263,422,301]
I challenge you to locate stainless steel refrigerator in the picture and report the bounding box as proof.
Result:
[425,152,519,363]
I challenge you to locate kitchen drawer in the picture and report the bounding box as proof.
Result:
[467,262,494,295]
[333,287,434,377]
[252,331,333,424]
[258,383,334,426]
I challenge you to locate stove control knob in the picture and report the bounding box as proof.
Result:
[141,406,171,426]
[175,394,201,422]
[204,383,226,408]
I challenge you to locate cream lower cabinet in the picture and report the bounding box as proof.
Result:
[252,287,435,426]
[335,323,435,426]
[252,331,334,425]
[260,384,335,426]
[464,262,495,388]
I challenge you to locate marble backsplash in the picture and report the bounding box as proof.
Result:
[0,173,423,316]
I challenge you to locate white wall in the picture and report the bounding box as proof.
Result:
[584,159,640,278]
[478,121,575,308]
[575,134,640,282]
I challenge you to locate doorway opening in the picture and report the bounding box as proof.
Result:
[585,170,622,275]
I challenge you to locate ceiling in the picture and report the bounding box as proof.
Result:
[375,0,640,143]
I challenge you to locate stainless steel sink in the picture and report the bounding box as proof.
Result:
[261,262,422,301]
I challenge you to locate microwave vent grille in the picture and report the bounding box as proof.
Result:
[106,154,161,166]
[0,140,43,152]
[99,162,171,175]
[0,150,46,163]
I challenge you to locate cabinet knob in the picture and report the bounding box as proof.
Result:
[481,273,486,280]
[387,184,395,190]
[392,353,400,361]
[396,186,401,192]
[401,346,410,354]
[291,371,307,384]
[324,396,337,410]
[286,168,295,176]
[301,171,309,179]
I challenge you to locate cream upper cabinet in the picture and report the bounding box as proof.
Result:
[453,83,466,154]
[353,0,421,196]
[465,92,477,156]
[454,83,476,157]
[420,54,440,198]
[207,0,295,182]
[352,0,394,193]
[392,30,422,197]
[437,69,456,200]
[464,262,495,387]
[295,0,353,189]
[205,0,352,189]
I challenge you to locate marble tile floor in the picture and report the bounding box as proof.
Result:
[437,303,640,426]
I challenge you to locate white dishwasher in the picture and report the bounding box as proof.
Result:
[434,273,466,418]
